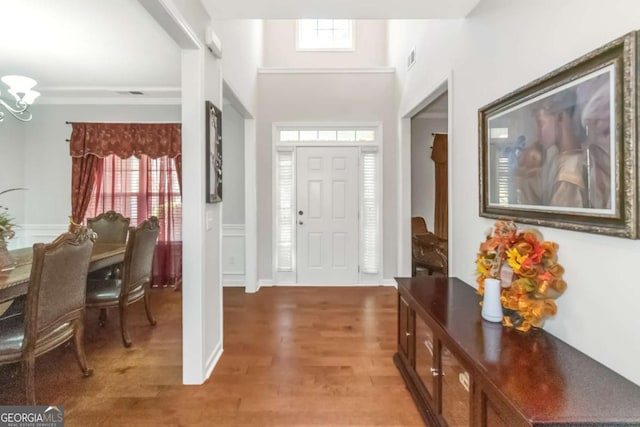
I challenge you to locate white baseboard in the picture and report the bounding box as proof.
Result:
[258,278,396,287]
[383,279,398,288]
[257,279,273,288]
[204,341,223,381]
[222,276,246,287]
[266,282,396,287]
[246,282,260,293]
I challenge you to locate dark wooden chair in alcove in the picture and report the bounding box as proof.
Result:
[411,216,448,276]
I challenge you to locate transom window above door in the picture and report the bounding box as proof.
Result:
[297,19,354,50]
[280,129,374,142]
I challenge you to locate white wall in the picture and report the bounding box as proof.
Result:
[390,0,640,386]
[257,71,397,282]
[0,118,25,238]
[22,104,180,225]
[143,0,225,384]
[212,20,262,116]
[221,102,245,223]
[263,20,387,68]
[211,19,261,292]
[411,118,447,228]
[221,102,246,287]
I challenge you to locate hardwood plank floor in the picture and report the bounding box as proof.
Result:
[0,286,423,426]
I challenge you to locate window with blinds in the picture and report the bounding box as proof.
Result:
[496,152,511,205]
[361,150,379,274]
[489,143,513,206]
[276,150,295,271]
[86,155,182,237]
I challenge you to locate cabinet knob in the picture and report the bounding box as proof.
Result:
[405,332,411,337]
[430,367,439,376]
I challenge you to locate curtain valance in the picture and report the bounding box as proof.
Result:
[69,122,181,159]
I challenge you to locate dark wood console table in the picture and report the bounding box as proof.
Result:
[394,276,640,426]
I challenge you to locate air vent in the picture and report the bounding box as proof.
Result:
[407,47,416,70]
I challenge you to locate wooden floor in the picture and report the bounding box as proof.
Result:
[0,286,423,426]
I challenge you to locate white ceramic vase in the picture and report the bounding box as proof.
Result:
[481,278,503,323]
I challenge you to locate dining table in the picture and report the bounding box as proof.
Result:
[0,243,126,305]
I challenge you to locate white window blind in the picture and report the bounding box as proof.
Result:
[361,151,379,274]
[496,153,510,205]
[276,150,295,271]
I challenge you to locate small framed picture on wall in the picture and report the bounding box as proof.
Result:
[205,100,222,203]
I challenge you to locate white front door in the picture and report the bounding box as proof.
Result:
[296,146,359,284]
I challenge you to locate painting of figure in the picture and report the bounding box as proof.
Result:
[206,101,222,203]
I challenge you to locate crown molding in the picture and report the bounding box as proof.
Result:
[258,67,395,74]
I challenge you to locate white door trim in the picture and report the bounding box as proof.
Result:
[272,122,383,285]
[398,71,454,277]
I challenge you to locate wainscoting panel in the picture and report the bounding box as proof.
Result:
[7,224,68,250]
[222,224,246,287]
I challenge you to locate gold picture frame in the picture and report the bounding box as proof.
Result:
[478,31,638,238]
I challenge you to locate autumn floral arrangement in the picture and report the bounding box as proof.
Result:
[475,220,567,332]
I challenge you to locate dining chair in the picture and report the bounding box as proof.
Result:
[0,227,95,404]
[87,210,130,244]
[86,210,130,324]
[86,217,159,347]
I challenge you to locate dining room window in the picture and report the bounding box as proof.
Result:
[85,154,182,286]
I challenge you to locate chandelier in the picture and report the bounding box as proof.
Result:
[0,75,40,122]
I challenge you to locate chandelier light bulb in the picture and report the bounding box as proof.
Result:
[1,75,37,93]
[22,90,40,105]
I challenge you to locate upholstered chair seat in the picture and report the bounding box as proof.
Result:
[0,315,25,354]
[0,318,73,358]
[86,217,159,347]
[0,228,95,404]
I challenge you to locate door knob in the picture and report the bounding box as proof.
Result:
[298,210,304,215]
[299,221,304,225]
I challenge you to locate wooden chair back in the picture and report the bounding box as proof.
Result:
[121,217,159,298]
[23,228,95,351]
[87,211,130,244]
[412,216,428,236]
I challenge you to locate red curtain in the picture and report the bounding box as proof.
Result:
[85,155,182,287]
[69,122,182,288]
[69,122,181,159]
[431,134,448,241]
[70,156,103,224]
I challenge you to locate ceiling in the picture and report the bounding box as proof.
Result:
[202,0,481,19]
[0,0,479,103]
[0,0,181,102]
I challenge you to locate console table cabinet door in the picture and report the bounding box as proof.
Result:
[439,344,472,427]
[398,295,415,366]
[414,315,437,403]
